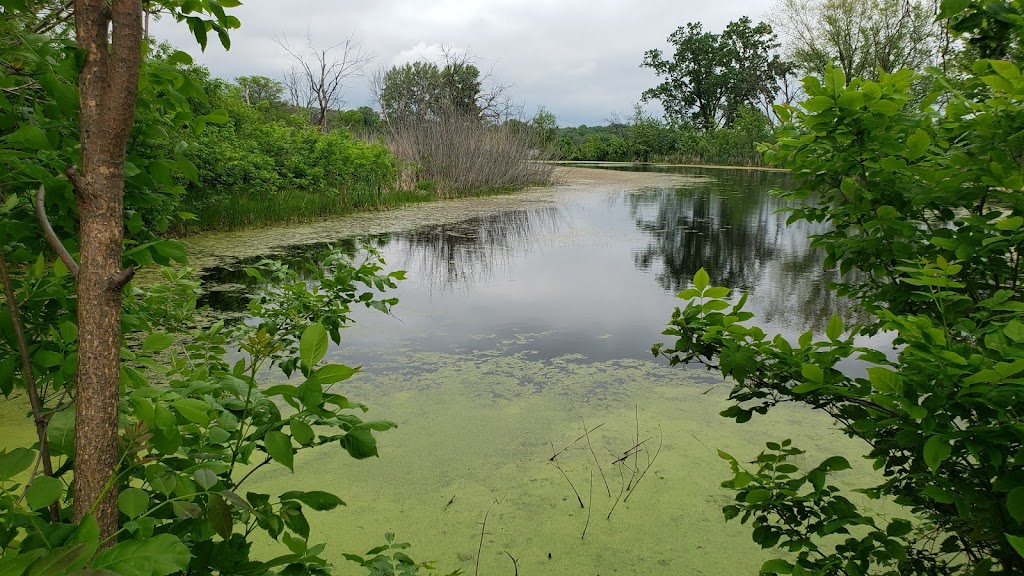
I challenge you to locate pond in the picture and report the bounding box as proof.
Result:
[184,165,886,574]
[0,165,884,574]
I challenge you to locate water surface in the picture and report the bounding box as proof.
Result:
[183,166,886,575]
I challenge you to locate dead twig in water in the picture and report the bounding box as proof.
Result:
[475,497,501,576]
[583,416,611,497]
[612,437,654,465]
[443,494,455,511]
[549,423,604,461]
[582,470,594,540]
[504,551,519,576]
[550,441,584,508]
[624,429,664,503]
[606,459,627,521]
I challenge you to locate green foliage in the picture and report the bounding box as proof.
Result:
[656,19,1024,574]
[0,3,447,575]
[557,107,773,166]
[776,0,937,82]
[379,60,483,123]
[642,17,788,130]
[343,532,462,576]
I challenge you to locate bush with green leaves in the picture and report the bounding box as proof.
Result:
[655,10,1024,576]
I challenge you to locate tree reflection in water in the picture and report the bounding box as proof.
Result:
[628,167,858,332]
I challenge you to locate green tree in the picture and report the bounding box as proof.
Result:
[641,17,788,130]
[771,0,938,82]
[235,75,284,106]
[657,5,1024,574]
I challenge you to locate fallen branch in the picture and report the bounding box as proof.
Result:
[583,416,611,497]
[550,423,604,461]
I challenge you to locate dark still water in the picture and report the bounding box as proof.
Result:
[185,165,875,575]
[196,165,844,366]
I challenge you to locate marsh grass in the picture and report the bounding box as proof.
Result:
[177,184,436,233]
[386,113,556,196]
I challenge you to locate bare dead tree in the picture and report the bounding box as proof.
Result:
[276,31,374,132]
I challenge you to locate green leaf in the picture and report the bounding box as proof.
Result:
[264,431,294,471]
[90,534,191,576]
[25,544,87,576]
[704,286,730,299]
[760,558,793,574]
[290,419,315,446]
[299,323,329,368]
[867,367,902,394]
[142,333,174,353]
[311,364,360,386]
[745,489,772,504]
[208,493,233,540]
[800,363,824,383]
[118,487,150,519]
[339,426,379,460]
[171,398,212,426]
[906,129,931,160]
[6,123,50,151]
[0,550,46,576]
[825,314,843,341]
[1007,533,1024,559]
[924,436,952,473]
[26,476,62,510]
[0,356,15,397]
[693,268,709,291]
[996,216,1024,231]
[193,468,218,490]
[1007,487,1024,523]
[0,448,36,481]
[279,490,345,511]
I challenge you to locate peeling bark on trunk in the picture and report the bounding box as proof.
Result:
[72,0,143,543]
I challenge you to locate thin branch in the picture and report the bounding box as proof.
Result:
[583,417,611,497]
[35,185,78,278]
[504,551,519,576]
[549,423,604,461]
[475,498,500,576]
[623,430,664,503]
[0,247,58,521]
[232,455,272,491]
[581,470,593,540]
[550,441,584,508]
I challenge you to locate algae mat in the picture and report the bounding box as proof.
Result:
[247,346,869,575]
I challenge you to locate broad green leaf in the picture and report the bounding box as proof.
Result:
[279,490,345,511]
[142,333,174,353]
[0,549,46,576]
[25,543,87,576]
[0,448,36,481]
[1007,487,1024,523]
[90,534,190,576]
[299,323,329,368]
[825,314,843,341]
[760,559,793,574]
[264,431,294,471]
[208,493,233,539]
[693,268,709,291]
[745,489,772,503]
[867,367,902,394]
[996,216,1023,231]
[26,476,63,510]
[0,356,14,397]
[924,436,952,473]
[311,364,359,386]
[118,487,150,519]
[800,363,824,383]
[193,468,218,490]
[171,398,212,426]
[1007,533,1024,559]
[704,286,730,299]
[339,427,379,460]
[290,419,315,446]
[906,129,931,160]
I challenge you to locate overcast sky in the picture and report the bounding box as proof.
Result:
[151,1,776,127]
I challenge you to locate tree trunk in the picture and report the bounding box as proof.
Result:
[73,0,143,543]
